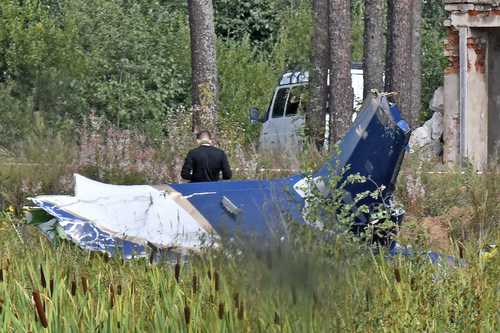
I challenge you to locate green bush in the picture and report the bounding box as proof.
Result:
[217,38,277,144]
[0,0,191,139]
[0,116,75,211]
[0,0,449,144]
[421,1,448,120]
[217,0,313,145]
[271,0,312,70]
[0,88,35,147]
[68,0,192,130]
[215,0,281,50]
[0,0,88,123]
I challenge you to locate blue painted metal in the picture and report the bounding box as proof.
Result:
[170,175,305,239]
[30,198,147,258]
[171,95,411,240]
[30,94,411,256]
[389,242,464,267]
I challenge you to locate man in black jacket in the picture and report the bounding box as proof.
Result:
[181,131,232,182]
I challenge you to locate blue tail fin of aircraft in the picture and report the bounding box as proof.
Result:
[313,95,411,233]
[170,94,411,242]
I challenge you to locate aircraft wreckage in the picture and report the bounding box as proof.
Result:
[27,94,412,259]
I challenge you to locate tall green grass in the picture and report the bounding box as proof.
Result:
[0,214,498,332]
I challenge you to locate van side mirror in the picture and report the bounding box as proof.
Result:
[249,107,261,124]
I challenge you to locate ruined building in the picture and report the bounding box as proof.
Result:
[444,0,500,171]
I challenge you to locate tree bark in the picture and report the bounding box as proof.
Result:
[443,28,460,165]
[188,0,218,134]
[329,0,353,144]
[307,0,330,149]
[363,0,385,97]
[385,0,420,128]
[409,0,422,125]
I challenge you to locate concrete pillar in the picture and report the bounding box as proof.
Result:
[443,1,500,170]
[464,31,489,170]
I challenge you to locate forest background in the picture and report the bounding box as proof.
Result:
[0,0,475,224]
[0,0,446,148]
[0,2,498,331]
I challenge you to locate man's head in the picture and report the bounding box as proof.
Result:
[196,130,212,145]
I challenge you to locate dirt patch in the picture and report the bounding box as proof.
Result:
[401,207,474,253]
[419,217,451,252]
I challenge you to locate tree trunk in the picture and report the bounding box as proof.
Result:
[307,0,330,149]
[409,0,422,125]
[363,0,385,97]
[329,0,353,144]
[385,0,419,128]
[188,0,218,134]
[443,28,460,165]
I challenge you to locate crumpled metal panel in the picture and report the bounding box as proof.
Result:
[30,197,147,258]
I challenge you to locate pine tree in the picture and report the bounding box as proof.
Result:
[307,0,330,148]
[363,0,385,96]
[385,0,421,127]
[188,0,218,134]
[329,0,353,143]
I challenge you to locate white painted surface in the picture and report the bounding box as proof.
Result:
[259,69,364,153]
[38,175,211,249]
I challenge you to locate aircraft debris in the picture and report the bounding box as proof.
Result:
[27,94,412,259]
